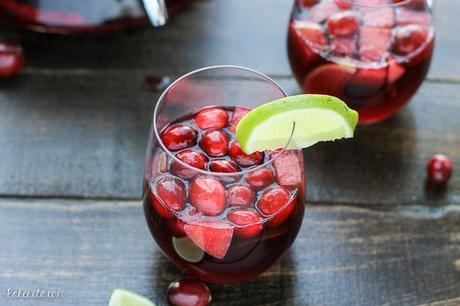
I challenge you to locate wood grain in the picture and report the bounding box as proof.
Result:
[4,0,458,79]
[0,199,459,306]
[1,74,459,204]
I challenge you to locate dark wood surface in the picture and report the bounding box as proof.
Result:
[0,0,459,305]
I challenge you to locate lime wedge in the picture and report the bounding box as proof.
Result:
[236,94,358,153]
[172,236,204,263]
[109,289,156,306]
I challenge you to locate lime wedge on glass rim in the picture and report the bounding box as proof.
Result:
[236,94,358,153]
[109,289,157,306]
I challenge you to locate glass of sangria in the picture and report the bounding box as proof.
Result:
[288,0,434,124]
[143,66,305,283]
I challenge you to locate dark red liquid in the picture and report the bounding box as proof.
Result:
[0,0,191,33]
[143,106,305,283]
[288,0,434,124]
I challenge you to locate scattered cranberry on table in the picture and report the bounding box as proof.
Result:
[0,41,24,78]
[426,154,452,185]
[167,279,211,306]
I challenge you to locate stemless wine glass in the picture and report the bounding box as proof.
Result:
[143,66,306,283]
[288,0,434,123]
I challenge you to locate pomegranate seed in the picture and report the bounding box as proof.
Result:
[327,11,359,36]
[209,159,239,173]
[189,176,226,216]
[426,154,452,184]
[394,24,429,56]
[150,177,186,219]
[195,108,229,129]
[162,124,197,151]
[172,150,208,178]
[245,168,274,189]
[226,185,254,206]
[0,41,24,78]
[199,129,229,157]
[228,208,264,238]
[256,187,296,227]
[167,279,211,306]
[228,141,264,167]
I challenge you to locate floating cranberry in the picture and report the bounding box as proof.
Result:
[245,168,274,189]
[226,185,254,206]
[426,154,452,185]
[150,177,186,219]
[327,11,359,36]
[257,187,295,227]
[209,160,239,173]
[195,108,229,129]
[199,129,229,157]
[189,176,226,216]
[228,208,264,238]
[172,150,208,178]
[162,124,197,151]
[299,0,319,8]
[394,24,428,56]
[0,41,24,78]
[228,141,264,167]
[167,279,212,306]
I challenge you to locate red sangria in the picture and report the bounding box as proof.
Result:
[0,0,191,33]
[288,0,434,123]
[143,66,305,283]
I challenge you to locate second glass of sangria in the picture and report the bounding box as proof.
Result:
[143,66,305,283]
[288,0,434,123]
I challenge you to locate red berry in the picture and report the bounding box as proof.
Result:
[292,21,328,50]
[167,279,212,306]
[226,185,254,206]
[327,11,359,36]
[271,150,303,188]
[228,208,264,238]
[257,187,296,227]
[183,221,234,259]
[162,124,197,151]
[229,106,251,133]
[299,0,319,8]
[172,150,208,178]
[195,108,229,129]
[189,176,226,216]
[426,154,452,184]
[394,24,429,56]
[0,41,24,78]
[199,129,229,157]
[245,168,274,189]
[209,159,239,173]
[150,177,186,219]
[335,0,352,9]
[228,141,264,167]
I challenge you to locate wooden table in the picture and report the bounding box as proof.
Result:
[1,1,459,305]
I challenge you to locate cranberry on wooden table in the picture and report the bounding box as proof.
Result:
[167,279,211,306]
[426,154,452,185]
[0,41,24,78]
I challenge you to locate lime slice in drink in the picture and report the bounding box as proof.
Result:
[172,236,204,263]
[108,289,157,306]
[236,94,358,153]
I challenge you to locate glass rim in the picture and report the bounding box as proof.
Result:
[152,65,295,178]
[340,0,427,8]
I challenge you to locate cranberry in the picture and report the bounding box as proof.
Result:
[226,185,254,206]
[228,208,264,238]
[228,141,264,167]
[172,150,208,178]
[245,168,274,189]
[335,0,352,9]
[183,221,234,259]
[162,124,197,151]
[292,21,328,50]
[327,11,359,36]
[167,279,212,306]
[394,24,428,56]
[426,154,452,184]
[209,160,239,173]
[256,187,295,227]
[195,108,228,129]
[0,41,24,78]
[189,176,226,216]
[199,129,229,157]
[299,0,319,8]
[150,177,186,219]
